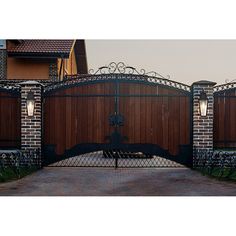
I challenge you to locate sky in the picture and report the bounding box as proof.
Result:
[85,40,236,85]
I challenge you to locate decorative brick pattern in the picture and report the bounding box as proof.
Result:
[49,61,58,81]
[0,50,7,80]
[192,80,216,166]
[20,81,42,166]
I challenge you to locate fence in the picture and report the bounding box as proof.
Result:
[0,65,236,168]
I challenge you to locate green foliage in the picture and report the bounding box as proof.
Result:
[0,166,39,182]
[197,167,236,181]
[0,149,41,182]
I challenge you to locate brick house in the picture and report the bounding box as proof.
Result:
[0,39,88,81]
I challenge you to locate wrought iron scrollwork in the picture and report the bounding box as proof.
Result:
[225,78,236,84]
[89,62,168,79]
[109,114,124,126]
[44,62,191,93]
[214,82,236,93]
[0,81,21,94]
[214,78,236,93]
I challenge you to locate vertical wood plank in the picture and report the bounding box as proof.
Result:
[134,83,141,143]
[140,84,146,143]
[42,82,192,157]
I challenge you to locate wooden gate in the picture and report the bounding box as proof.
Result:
[214,85,236,148]
[43,63,192,167]
[0,87,21,149]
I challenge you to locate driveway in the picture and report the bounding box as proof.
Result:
[1,167,236,196]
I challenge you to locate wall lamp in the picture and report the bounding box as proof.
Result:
[26,91,35,117]
[199,90,208,117]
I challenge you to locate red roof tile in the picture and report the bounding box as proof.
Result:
[8,40,75,58]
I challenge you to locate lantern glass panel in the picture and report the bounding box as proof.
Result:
[199,100,207,116]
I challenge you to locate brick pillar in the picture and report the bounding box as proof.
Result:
[0,50,7,80]
[20,81,42,166]
[192,80,216,166]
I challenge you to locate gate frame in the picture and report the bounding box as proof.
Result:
[42,62,194,167]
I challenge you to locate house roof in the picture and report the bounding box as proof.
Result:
[7,40,75,58]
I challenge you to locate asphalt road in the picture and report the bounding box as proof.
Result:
[1,167,236,196]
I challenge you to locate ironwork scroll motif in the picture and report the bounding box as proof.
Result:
[45,62,191,93]
[0,81,21,93]
[225,78,236,84]
[89,62,169,79]
[214,82,236,93]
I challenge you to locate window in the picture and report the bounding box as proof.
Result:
[0,40,6,49]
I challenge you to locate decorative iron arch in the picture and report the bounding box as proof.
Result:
[43,62,191,95]
[0,81,20,96]
[214,82,236,94]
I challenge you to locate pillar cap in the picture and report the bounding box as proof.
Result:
[19,81,43,86]
[192,80,217,86]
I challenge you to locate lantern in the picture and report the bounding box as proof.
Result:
[26,91,35,117]
[199,90,208,117]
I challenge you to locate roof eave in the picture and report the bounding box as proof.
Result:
[7,52,70,59]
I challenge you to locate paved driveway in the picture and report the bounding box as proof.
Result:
[1,167,236,196]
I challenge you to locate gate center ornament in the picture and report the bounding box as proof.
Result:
[109,114,124,126]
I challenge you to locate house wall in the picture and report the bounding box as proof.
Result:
[57,49,77,80]
[6,40,78,80]
[7,57,50,80]
[68,49,77,74]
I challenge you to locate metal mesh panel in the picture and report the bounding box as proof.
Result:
[117,155,182,168]
[48,150,183,168]
[49,151,115,167]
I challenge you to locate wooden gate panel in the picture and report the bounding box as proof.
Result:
[118,83,191,156]
[214,89,236,148]
[44,78,191,159]
[44,82,115,155]
[0,91,20,148]
[139,85,146,144]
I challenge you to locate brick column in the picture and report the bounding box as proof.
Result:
[20,81,42,166]
[192,80,216,166]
